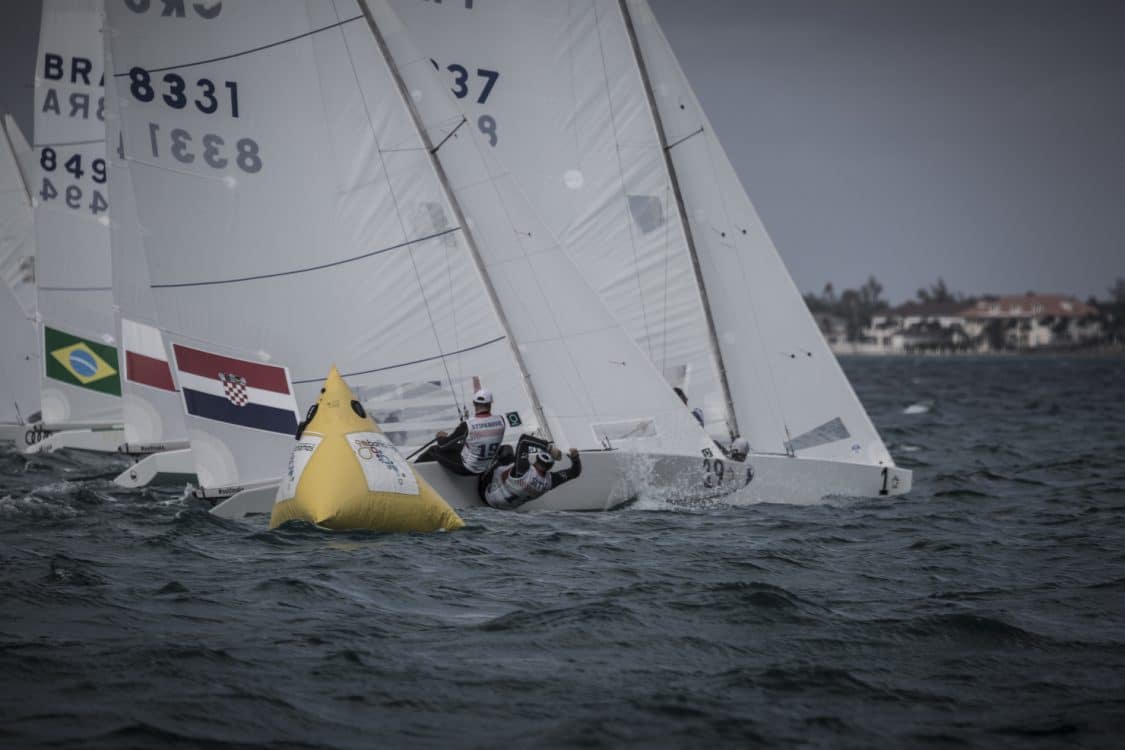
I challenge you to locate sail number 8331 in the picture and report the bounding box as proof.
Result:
[146,123,262,174]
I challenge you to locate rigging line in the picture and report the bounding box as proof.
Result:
[333,4,462,416]
[664,126,704,152]
[291,336,506,384]
[151,227,459,289]
[112,16,364,76]
[659,184,672,380]
[444,217,467,410]
[592,3,656,365]
[700,150,789,445]
[430,117,467,155]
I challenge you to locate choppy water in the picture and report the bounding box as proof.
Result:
[2,356,1124,748]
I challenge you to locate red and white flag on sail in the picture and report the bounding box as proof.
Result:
[121,319,176,392]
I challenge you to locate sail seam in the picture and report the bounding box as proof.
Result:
[150,227,460,288]
[111,17,365,76]
[38,285,113,291]
[291,336,507,384]
[32,138,103,148]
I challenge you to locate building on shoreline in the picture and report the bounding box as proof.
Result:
[828,293,1106,354]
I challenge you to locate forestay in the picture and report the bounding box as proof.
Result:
[103,38,188,450]
[366,0,713,459]
[34,0,121,427]
[106,0,537,490]
[388,0,733,440]
[624,0,893,466]
[0,117,39,425]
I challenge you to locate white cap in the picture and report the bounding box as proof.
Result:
[732,437,749,452]
[472,389,493,405]
[534,450,555,466]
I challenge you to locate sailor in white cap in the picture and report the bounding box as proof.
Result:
[425,388,507,476]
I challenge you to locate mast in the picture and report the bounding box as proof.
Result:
[357,1,551,440]
[617,0,739,441]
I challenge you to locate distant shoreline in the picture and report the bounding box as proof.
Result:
[834,343,1125,358]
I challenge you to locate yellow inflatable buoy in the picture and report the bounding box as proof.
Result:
[269,366,464,532]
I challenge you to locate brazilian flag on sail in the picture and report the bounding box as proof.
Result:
[44,326,121,397]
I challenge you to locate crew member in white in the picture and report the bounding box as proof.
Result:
[482,447,582,510]
[425,389,507,476]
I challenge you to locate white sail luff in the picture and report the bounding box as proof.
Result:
[103,32,189,450]
[615,0,738,441]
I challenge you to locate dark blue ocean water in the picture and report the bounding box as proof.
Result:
[2,356,1124,748]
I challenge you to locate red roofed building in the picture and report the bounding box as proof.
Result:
[962,294,1102,350]
[962,294,1097,320]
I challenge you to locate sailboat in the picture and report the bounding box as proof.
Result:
[388,0,912,501]
[0,115,41,447]
[104,0,753,519]
[24,0,125,455]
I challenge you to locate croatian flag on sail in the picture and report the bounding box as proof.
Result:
[122,319,176,392]
[172,344,299,435]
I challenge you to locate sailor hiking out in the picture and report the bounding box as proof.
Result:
[480,434,582,510]
[421,389,506,476]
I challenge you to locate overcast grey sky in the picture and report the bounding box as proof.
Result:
[3,1,1122,303]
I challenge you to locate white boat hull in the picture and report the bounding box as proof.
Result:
[21,426,126,455]
[208,449,911,521]
[113,448,198,488]
[0,423,54,452]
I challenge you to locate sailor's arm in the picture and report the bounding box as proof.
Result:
[550,449,582,486]
[435,420,468,447]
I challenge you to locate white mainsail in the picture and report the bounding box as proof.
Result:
[103,38,189,452]
[0,114,40,427]
[105,0,538,491]
[1,116,38,317]
[34,0,122,428]
[365,0,715,460]
[387,0,735,440]
[0,116,40,428]
[624,0,892,467]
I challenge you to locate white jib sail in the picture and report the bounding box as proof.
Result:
[624,0,893,467]
[103,36,188,450]
[387,0,734,441]
[106,0,539,491]
[365,0,714,460]
[0,116,40,425]
[34,0,122,427]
